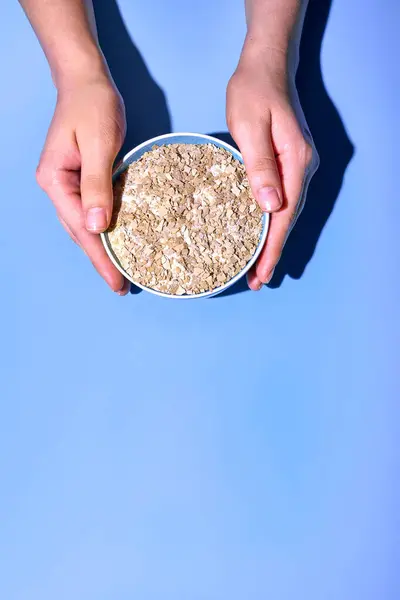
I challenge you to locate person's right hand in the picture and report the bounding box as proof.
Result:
[36,74,130,295]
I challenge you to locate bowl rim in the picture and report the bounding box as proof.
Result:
[101,132,269,299]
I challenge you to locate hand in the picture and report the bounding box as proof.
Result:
[227,42,319,290]
[36,74,130,295]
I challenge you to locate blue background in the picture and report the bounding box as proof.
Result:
[1,0,399,599]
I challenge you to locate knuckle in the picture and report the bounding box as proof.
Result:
[82,173,108,197]
[294,136,315,169]
[313,148,321,173]
[304,141,314,168]
[226,109,242,137]
[228,116,258,145]
[251,155,277,174]
[227,73,240,100]
[226,95,251,138]
[35,163,52,191]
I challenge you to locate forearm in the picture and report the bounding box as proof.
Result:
[19,0,107,89]
[244,0,309,73]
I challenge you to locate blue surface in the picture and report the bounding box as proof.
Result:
[1,1,399,599]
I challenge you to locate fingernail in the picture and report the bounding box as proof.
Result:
[116,279,131,296]
[86,207,108,232]
[266,268,275,284]
[258,187,281,212]
[247,273,263,291]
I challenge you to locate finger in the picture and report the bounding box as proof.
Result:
[60,191,126,292]
[255,142,313,284]
[256,199,300,285]
[42,174,126,293]
[246,268,263,291]
[67,202,127,292]
[230,118,283,212]
[56,211,79,246]
[117,278,131,297]
[78,129,121,234]
[291,146,320,224]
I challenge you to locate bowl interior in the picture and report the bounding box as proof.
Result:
[101,133,269,299]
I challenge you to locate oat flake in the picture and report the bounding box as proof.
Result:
[108,143,263,295]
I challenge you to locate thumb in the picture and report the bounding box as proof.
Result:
[231,120,283,212]
[79,140,118,233]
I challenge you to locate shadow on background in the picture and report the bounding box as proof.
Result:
[268,0,355,289]
[93,0,172,159]
[94,0,354,298]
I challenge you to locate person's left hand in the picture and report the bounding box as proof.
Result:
[227,43,319,290]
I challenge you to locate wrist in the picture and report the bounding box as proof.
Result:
[51,42,110,92]
[239,34,290,81]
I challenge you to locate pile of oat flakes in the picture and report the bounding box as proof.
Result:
[108,143,263,295]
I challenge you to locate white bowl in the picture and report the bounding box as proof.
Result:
[101,132,269,299]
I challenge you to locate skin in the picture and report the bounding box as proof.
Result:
[19,0,318,294]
